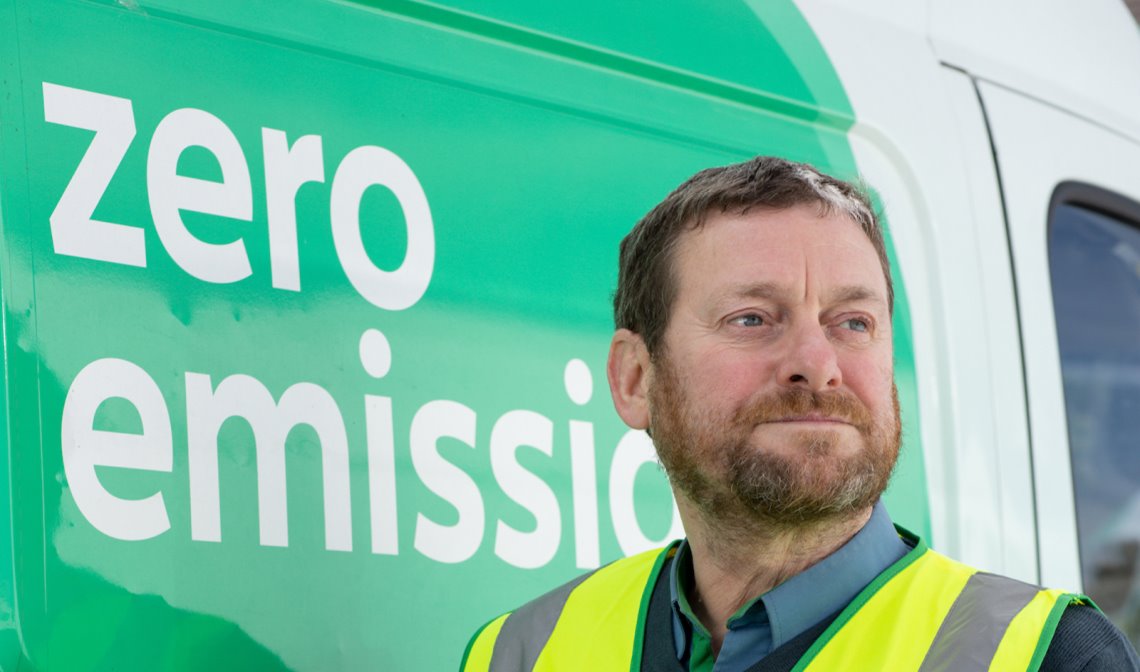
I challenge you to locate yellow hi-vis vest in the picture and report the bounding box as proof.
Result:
[461,533,1088,672]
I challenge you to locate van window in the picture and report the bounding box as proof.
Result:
[1050,191,1140,645]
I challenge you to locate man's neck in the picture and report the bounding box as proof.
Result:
[680,503,873,654]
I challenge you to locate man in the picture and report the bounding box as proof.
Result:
[461,156,1139,671]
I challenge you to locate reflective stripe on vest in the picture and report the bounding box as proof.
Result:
[462,539,1083,672]
[461,545,670,672]
[796,547,1080,671]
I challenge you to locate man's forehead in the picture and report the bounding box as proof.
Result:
[715,276,884,298]
[670,207,886,294]
[679,205,866,246]
[710,281,888,309]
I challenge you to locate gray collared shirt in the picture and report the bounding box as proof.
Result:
[669,501,911,671]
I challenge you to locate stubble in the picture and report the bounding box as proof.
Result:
[648,355,901,538]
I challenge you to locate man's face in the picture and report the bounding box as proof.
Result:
[647,204,900,527]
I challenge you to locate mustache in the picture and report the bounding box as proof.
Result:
[732,387,874,429]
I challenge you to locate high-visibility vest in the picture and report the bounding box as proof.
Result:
[461,532,1087,672]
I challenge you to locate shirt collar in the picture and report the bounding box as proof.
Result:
[669,501,911,659]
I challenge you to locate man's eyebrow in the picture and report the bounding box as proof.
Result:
[713,283,886,306]
[713,282,788,305]
[828,285,887,307]
[732,282,786,300]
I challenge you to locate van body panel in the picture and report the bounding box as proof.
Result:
[977,80,1140,590]
[929,0,1140,143]
[0,0,935,669]
[2,0,1138,668]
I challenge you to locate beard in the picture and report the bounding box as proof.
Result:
[648,356,901,531]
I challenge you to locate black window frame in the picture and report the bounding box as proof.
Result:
[1049,181,1140,238]
[1047,180,1140,619]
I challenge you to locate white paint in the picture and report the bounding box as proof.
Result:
[563,358,593,406]
[410,400,483,564]
[569,419,600,569]
[148,108,254,283]
[263,129,325,292]
[42,83,145,267]
[367,395,399,555]
[58,351,690,570]
[43,82,436,313]
[491,410,560,569]
[929,0,1140,143]
[330,146,435,311]
[61,358,172,541]
[359,329,392,379]
[938,70,1037,581]
[185,373,353,551]
[977,80,1140,589]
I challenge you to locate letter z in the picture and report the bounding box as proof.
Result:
[43,82,145,266]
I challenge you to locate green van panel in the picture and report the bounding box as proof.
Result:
[0,0,927,669]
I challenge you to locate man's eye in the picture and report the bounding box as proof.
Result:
[840,318,870,333]
[732,314,765,327]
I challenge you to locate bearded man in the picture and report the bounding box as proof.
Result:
[462,156,1138,671]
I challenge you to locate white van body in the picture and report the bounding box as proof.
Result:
[1,0,1139,668]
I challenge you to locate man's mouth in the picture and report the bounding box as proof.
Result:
[766,414,851,425]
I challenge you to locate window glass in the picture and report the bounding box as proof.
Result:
[1051,200,1140,644]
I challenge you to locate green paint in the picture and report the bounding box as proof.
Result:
[0,0,929,670]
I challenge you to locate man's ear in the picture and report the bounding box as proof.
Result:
[607,328,652,430]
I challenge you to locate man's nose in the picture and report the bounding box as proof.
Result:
[777,322,842,391]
